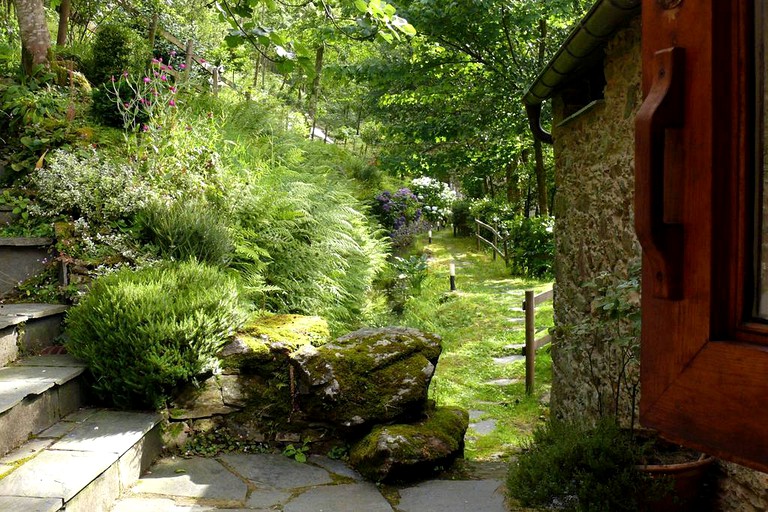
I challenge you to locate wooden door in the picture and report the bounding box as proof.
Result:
[636,0,768,472]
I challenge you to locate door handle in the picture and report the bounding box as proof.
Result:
[635,47,685,299]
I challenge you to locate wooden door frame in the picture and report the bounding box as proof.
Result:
[637,0,768,473]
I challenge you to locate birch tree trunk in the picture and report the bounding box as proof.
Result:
[16,0,51,75]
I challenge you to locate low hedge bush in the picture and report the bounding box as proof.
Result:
[65,261,244,409]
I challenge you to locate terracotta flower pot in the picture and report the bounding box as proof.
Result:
[638,453,716,511]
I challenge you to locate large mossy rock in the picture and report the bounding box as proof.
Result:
[290,327,442,430]
[348,406,469,482]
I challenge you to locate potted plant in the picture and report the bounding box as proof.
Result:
[508,262,714,511]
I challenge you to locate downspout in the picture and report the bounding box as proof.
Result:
[522,0,641,144]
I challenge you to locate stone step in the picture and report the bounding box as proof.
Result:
[0,204,15,228]
[0,304,68,367]
[0,237,56,297]
[0,408,163,512]
[0,354,86,457]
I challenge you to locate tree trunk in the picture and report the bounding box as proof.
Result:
[16,0,50,75]
[505,158,519,204]
[307,44,324,121]
[56,0,71,46]
[534,138,548,216]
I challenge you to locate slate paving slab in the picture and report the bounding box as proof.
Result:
[470,419,498,435]
[51,410,162,454]
[0,449,115,500]
[130,457,248,501]
[396,479,508,512]
[0,495,62,512]
[283,482,394,512]
[219,452,333,489]
[0,365,84,412]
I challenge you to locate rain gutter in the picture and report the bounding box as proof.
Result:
[522,0,641,144]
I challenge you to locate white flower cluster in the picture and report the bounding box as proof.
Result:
[29,149,156,224]
[410,176,458,223]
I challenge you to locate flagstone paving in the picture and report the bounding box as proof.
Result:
[111,453,510,512]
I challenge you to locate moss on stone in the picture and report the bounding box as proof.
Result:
[349,406,469,482]
[240,313,330,349]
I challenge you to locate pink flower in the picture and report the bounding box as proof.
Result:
[200,59,206,63]
[170,50,177,57]
[180,64,186,69]
[110,76,116,82]
[123,71,129,78]
[160,75,167,81]
[169,99,176,107]
[124,103,130,108]
[141,124,149,132]
[151,58,160,64]
[170,86,177,93]
[143,77,151,83]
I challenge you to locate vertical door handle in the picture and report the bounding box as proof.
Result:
[635,47,685,299]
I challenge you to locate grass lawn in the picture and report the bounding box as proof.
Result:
[376,228,554,461]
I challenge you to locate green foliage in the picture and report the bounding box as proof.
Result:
[138,199,233,266]
[450,198,472,236]
[504,216,554,278]
[182,428,268,457]
[561,263,641,423]
[508,418,667,512]
[29,149,154,226]
[232,175,387,331]
[88,24,149,85]
[391,254,428,292]
[0,78,74,179]
[282,440,311,463]
[65,261,245,409]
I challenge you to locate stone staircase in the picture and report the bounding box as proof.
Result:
[0,214,164,510]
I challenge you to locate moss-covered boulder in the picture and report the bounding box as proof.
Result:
[290,327,442,430]
[348,406,469,482]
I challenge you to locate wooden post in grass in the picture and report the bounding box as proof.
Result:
[525,290,535,394]
[184,39,193,81]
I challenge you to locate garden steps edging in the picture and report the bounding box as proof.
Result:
[0,237,57,297]
[0,408,163,512]
[0,303,68,367]
[0,354,86,457]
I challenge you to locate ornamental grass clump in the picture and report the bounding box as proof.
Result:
[65,261,244,409]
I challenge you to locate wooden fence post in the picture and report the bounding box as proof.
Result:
[184,39,193,81]
[525,290,535,395]
[476,220,480,251]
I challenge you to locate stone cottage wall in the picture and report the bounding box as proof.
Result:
[549,17,768,511]
[550,19,641,424]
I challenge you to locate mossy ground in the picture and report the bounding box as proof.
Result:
[372,229,553,461]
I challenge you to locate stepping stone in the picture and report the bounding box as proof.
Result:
[0,496,62,512]
[220,453,332,489]
[131,457,247,501]
[492,355,524,365]
[484,378,520,386]
[397,479,508,512]
[469,410,485,420]
[284,483,394,512]
[506,317,525,323]
[470,419,497,435]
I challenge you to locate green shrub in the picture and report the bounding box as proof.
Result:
[504,215,554,278]
[451,198,473,236]
[138,199,233,265]
[88,24,149,85]
[65,261,244,409]
[0,78,73,180]
[508,418,665,512]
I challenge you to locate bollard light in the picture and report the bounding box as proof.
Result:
[449,262,456,291]
[428,230,433,244]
